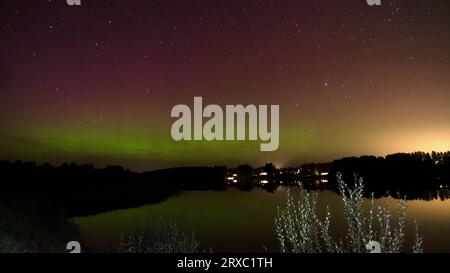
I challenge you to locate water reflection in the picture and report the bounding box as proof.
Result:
[73,186,450,252]
[234,178,450,202]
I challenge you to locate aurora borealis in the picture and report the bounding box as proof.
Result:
[1,0,449,170]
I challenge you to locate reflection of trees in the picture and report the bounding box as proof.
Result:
[1,158,449,220]
[0,160,228,216]
[260,182,278,193]
[228,152,450,200]
[236,177,450,201]
[324,182,450,201]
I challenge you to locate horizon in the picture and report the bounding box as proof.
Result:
[2,149,449,172]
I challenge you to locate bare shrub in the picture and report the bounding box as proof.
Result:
[275,173,423,253]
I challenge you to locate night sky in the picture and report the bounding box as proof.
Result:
[1,0,449,170]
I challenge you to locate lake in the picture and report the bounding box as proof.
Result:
[73,186,450,252]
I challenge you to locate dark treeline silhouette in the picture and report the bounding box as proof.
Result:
[1,151,450,216]
[0,160,227,216]
[141,166,227,191]
[329,152,450,194]
[224,152,450,200]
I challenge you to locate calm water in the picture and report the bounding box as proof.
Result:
[73,187,450,252]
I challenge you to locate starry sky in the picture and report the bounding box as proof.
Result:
[0,0,449,170]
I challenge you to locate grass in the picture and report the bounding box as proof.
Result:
[117,220,199,253]
[0,230,21,253]
[0,204,78,253]
[275,173,424,253]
